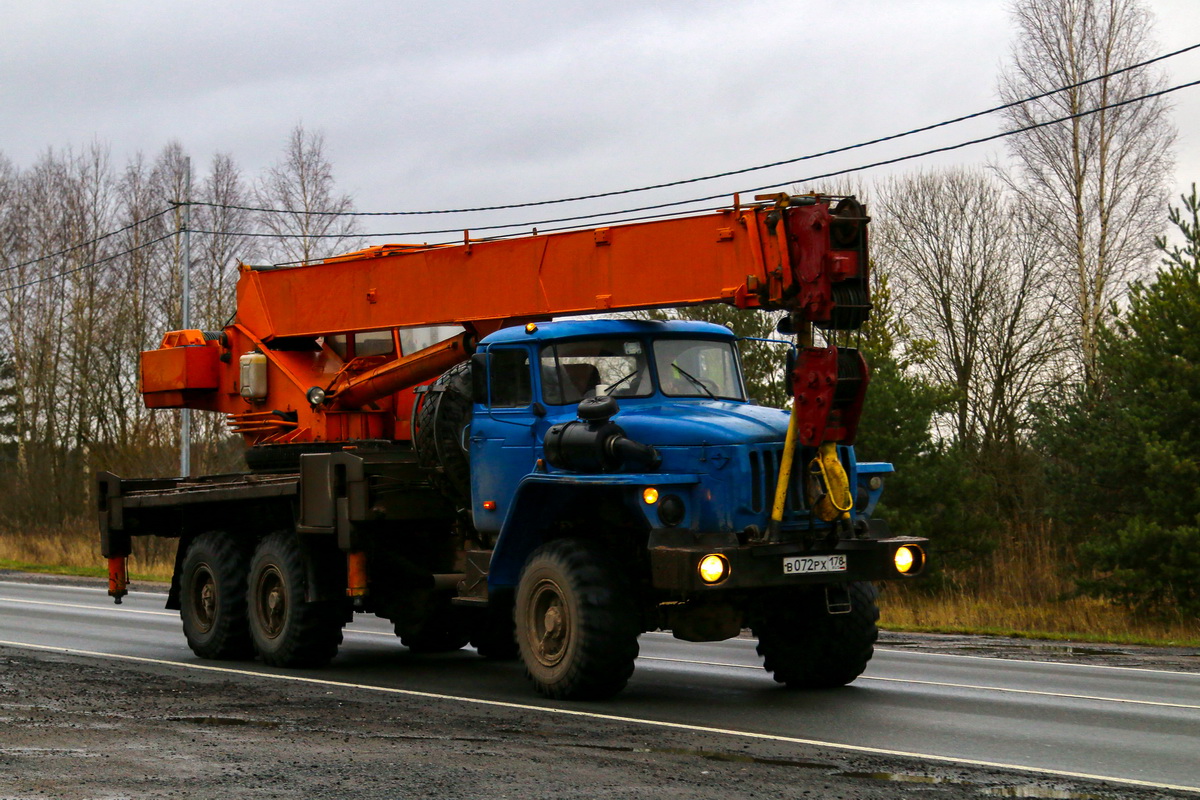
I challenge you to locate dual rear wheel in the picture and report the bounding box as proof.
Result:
[179,531,343,667]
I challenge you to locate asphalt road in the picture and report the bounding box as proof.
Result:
[2,579,1198,795]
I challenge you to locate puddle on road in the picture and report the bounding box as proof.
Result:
[840,770,946,784]
[568,745,1124,799]
[980,787,1105,799]
[577,743,832,770]
[843,772,1108,798]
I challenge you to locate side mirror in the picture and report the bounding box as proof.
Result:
[470,352,489,405]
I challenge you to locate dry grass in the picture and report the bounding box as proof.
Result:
[0,518,175,582]
[879,526,1200,646]
[3,520,1198,646]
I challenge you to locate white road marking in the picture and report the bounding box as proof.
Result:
[0,595,401,638]
[873,646,1200,678]
[0,638,1195,795]
[0,597,175,617]
[644,630,1200,678]
[638,655,1200,710]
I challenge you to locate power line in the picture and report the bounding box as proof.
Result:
[182,42,1200,220]
[196,76,1200,245]
[7,74,1196,287]
[0,207,176,275]
[0,232,177,293]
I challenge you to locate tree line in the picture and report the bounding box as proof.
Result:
[0,128,359,528]
[848,0,1192,618]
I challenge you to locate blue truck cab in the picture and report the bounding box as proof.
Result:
[466,318,923,611]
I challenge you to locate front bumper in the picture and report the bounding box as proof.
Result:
[647,534,928,593]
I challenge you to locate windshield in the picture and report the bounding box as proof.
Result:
[540,338,652,404]
[654,339,745,400]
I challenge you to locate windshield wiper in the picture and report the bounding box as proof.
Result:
[603,368,641,395]
[670,362,715,398]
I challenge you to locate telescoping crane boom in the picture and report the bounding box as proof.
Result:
[101,193,926,701]
[141,194,870,449]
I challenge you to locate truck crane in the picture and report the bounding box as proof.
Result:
[97,193,927,700]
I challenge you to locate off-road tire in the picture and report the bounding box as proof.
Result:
[398,597,471,653]
[412,362,473,503]
[246,532,344,668]
[179,532,255,660]
[752,582,879,688]
[470,588,520,661]
[515,539,640,700]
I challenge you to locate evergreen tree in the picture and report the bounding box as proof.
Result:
[1046,186,1200,616]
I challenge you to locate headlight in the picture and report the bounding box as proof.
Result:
[893,544,925,575]
[698,554,730,585]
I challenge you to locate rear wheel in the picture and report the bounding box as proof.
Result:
[247,532,344,667]
[753,582,879,688]
[179,532,254,660]
[471,588,519,661]
[398,595,471,653]
[516,539,639,700]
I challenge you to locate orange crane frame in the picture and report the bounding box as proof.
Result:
[140,195,870,448]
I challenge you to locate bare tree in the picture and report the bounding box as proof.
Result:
[875,168,1064,446]
[254,125,361,264]
[997,0,1175,386]
[195,153,254,330]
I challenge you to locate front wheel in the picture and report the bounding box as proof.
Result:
[752,582,879,688]
[515,539,640,700]
[246,532,344,668]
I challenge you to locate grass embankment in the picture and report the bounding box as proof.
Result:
[0,519,174,583]
[880,530,1200,647]
[3,521,1197,647]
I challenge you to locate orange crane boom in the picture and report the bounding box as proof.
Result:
[141,195,869,447]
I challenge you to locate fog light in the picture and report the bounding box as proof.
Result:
[698,554,730,585]
[894,545,924,575]
[643,487,659,505]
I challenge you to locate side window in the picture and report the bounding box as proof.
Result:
[489,348,532,408]
[354,330,395,357]
[400,324,465,355]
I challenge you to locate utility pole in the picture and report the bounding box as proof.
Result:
[180,157,192,478]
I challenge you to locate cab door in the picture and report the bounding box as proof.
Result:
[469,346,539,537]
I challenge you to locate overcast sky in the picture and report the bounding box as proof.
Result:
[3,1,1198,241]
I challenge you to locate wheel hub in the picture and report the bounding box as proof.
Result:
[255,566,287,639]
[529,579,569,668]
[191,566,216,633]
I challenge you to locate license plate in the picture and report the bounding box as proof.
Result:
[782,554,847,575]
